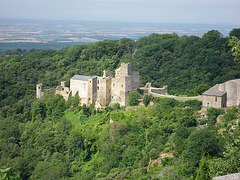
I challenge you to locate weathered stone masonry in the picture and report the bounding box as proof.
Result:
[37,63,140,107]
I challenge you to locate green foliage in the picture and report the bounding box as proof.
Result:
[194,84,210,95]
[195,154,211,180]
[137,88,144,95]
[184,100,202,110]
[229,36,240,61]
[143,94,152,107]
[185,128,222,165]
[128,92,140,106]
[207,108,224,126]
[229,28,240,38]
[1,30,240,179]
[0,167,20,180]
[66,95,80,109]
[112,103,120,110]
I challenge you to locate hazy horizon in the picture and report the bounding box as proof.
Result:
[0,0,240,25]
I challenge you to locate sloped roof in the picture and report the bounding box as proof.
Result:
[232,79,240,85]
[213,172,240,180]
[71,75,97,81]
[202,84,226,96]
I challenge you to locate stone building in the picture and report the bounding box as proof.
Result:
[36,63,140,107]
[202,79,240,108]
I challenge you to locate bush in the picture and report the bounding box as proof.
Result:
[143,94,152,107]
[200,119,207,125]
[184,100,202,110]
[112,103,120,110]
[137,88,144,95]
[128,92,140,106]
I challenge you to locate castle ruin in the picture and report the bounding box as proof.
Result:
[36,63,140,107]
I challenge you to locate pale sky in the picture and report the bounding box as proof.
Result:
[0,0,240,24]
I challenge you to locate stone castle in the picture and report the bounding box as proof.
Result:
[37,63,140,107]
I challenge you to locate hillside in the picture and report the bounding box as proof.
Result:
[1,29,240,179]
[1,29,240,108]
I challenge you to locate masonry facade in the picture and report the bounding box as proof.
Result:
[202,79,240,108]
[36,63,140,107]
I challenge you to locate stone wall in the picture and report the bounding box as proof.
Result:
[202,94,226,108]
[141,83,168,96]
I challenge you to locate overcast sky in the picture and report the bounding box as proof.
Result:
[0,0,239,24]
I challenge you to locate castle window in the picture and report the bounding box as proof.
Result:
[89,98,91,101]
[215,96,217,102]
[97,87,99,90]
[98,80,99,84]
[39,87,41,89]
[90,80,91,83]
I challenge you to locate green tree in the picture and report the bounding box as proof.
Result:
[229,36,240,61]
[143,94,152,107]
[194,84,210,95]
[128,92,140,106]
[185,128,222,165]
[229,28,240,38]
[195,154,211,180]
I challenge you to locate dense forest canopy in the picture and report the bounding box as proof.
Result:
[1,29,240,179]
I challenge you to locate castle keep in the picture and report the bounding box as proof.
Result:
[36,63,140,107]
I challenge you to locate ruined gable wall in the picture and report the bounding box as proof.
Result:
[70,79,88,105]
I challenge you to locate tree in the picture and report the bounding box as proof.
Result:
[185,128,222,165]
[229,36,240,61]
[229,28,240,38]
[195,154,211,180]
[143,94,152,107]
[128,92,140,106]
[194,84,210,95]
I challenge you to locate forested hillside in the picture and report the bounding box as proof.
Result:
[1,29,240,179]
[1,29,240,108]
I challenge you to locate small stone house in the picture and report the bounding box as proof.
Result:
[202,79,240,108]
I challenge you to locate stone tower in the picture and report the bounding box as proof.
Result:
[36,83,43,99]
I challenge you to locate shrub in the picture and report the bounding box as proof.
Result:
[128,92,140,106]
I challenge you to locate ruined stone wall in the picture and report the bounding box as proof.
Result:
[70,79,88,105]
[87,77,97,106]
[97,77,112,107]
[115,63,132,77]
[36,84,43,99]
[36,62,140,107]
[55,87,71,101]
[111,62,136,106]
[151,87,168,95]
[111,76,126,106]
[140,83,168,96]
[132,71,140,91]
